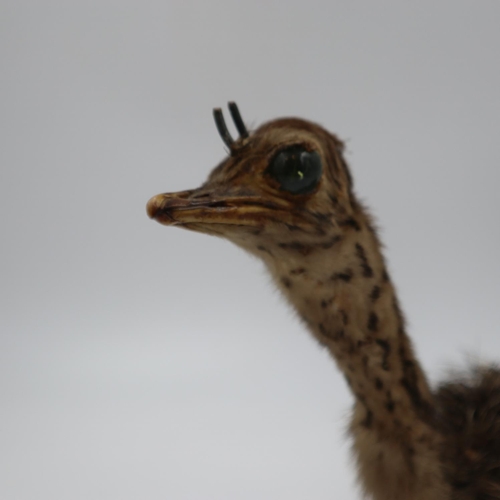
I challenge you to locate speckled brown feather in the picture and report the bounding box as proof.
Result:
[147,104,500,500]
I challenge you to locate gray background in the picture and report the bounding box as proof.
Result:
[2,1,500,499]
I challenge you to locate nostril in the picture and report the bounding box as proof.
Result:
[191,192,211,199]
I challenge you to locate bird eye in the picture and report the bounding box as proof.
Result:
[266,146,322,195]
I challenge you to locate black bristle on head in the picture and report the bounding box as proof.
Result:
[228,102,248,138]
[213,108,234,150]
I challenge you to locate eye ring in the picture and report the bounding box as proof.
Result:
[266,146,323,195]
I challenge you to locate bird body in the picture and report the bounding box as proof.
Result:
[147,104,499,499]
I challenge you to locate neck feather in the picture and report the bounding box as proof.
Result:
[266,218,434,421]
[260,210,447,499]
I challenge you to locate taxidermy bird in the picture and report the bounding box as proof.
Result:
[147,103,500,500]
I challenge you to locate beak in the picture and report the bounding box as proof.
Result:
[146,190,196,226]
[146,187,290,229]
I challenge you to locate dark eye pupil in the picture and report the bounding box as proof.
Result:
[267,146,322,194]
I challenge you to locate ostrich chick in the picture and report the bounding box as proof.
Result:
[147,103,500,500]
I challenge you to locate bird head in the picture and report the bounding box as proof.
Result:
[147,103,357,256]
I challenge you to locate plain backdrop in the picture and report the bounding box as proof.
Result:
[1,1,500,499]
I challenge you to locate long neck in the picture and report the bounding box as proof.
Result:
[263,212,448,499]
